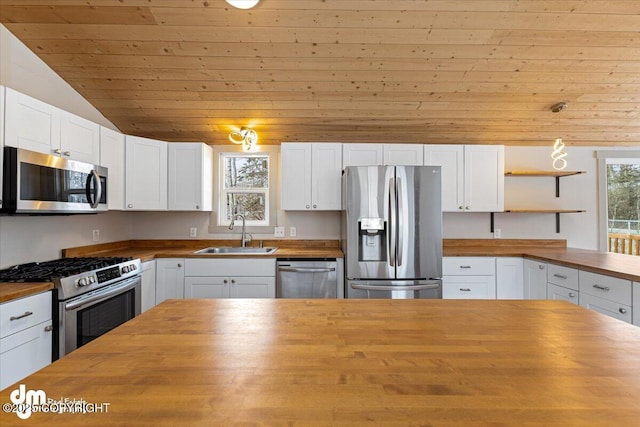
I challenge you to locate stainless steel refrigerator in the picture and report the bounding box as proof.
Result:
[342,165,442,298]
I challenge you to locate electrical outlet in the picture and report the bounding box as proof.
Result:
[189,227,197,238]
[494,228,501,239]
[274,226,285,237]
[289,226,297,237]
[92,229,100,242]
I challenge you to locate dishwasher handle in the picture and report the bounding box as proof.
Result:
[278,266,335,273]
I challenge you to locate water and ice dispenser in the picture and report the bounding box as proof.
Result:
[358,218,387,261]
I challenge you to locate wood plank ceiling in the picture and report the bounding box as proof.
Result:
[1,0,640,147]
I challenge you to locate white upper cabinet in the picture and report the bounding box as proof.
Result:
[383,144,424,165]
[4,87,61,154]
[99,126,125,210]
[4,88,100,164]
[168,142,213,211]
[281,143,342,210]
[125,135,168,210]
[59,110,100,164]
[424,144,504,212]
[342,143,383,167]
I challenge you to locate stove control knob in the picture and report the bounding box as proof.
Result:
[89,276,96,284]
[122,265,130,273]
[78,278,88,287]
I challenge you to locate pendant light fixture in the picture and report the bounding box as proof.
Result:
[550,102,568,170]
[229,127,258,152]
[225,0,260,9]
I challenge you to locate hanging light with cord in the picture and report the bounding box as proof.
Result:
[550,102,568,170]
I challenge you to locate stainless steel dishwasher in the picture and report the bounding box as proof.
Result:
[276,259,344,298]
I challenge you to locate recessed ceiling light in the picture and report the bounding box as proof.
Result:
[225,0,260,9]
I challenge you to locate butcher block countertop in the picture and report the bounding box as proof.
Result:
[1,299,639,426]
[0,283,53,303]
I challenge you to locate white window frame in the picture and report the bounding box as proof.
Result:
[596,150,640,252]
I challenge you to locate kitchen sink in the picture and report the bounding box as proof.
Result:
[193,247,277,255]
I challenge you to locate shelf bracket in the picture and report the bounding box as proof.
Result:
[556,212,560,233]
[555,176,560,197]
[490,212,494,233]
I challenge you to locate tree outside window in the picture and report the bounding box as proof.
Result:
[607,161,640,255]
[219,153,269,226]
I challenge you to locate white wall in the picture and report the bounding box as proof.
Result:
[0,24,131,268]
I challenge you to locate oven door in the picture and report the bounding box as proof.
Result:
[59,275,141,358]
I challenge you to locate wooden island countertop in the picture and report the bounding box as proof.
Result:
[1,299,639,426]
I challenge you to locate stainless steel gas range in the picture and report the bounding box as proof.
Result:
[0,257,141,359]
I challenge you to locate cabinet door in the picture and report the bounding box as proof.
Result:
[59,110,100,164]
[496,257,524,299]
[281,143,312,210]
[464,145,504,212]
[155,259,184,304]
[0,321,53,390]
[184,277,229,298]
[443,276,496,299]
[523,259,547,299]
[424,145,464,212]
[633,282,639,327]
[4,87,61,154]
[579,293,632,324]
[547,283,579,305]
[383,144,423,166]
[230,276,275,298]
[99,126,125,210]
[168,142,213,211]
[342,143,383,167]
[311,143,342,210]
[125,135,168,210]
[141,260,157,313]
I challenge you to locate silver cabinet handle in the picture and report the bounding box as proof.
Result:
[64,150,71,157]
[305,205,310,209]
[619,308,627,314]
[231,279,236,284]
[44,325,53,332]
[127,203,133,208]
[553,274,567,279]
[196,205,200,210]
[538,265,545,270]
[10,311,33,321]
[223,279,228,284]
[465,206,470,210]
[458,206,464,210]
[313,204,317,208]
[177,263,182,268]
[568,292,576,298]
[593,284,610,292]
[459,288,471,292]
[459,265,471,269]
[53,148,62,155]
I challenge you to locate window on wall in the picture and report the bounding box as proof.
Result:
[597,151,640,255]
[219,153,270,226]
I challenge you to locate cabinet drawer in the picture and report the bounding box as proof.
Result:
[579,271,631,306]
[579,293,632,324]
[443,276,496,299]
[547,283,579,305]
[185,258,275,277]
[0,292,52,339]
[443,257,495,275]
[547,264,578,291]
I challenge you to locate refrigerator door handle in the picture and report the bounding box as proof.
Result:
[388,176,396,267]
[396,176,403,267]
[351,283,441,291]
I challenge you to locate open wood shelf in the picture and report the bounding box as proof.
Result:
[505,170,586,177]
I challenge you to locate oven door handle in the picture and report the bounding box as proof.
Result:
[64,276,140,311]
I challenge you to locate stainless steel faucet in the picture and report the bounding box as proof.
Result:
[229,213,251,247]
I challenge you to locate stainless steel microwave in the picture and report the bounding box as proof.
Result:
[1,147,107,214]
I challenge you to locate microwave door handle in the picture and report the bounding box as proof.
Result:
[85,169,102,208]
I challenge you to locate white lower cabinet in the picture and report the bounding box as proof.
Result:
[547,283,579,305]
[443,257,496,299]
[633,282,639,326]
[141,260,157,313]
[0,292,53,390]
[155,259,185,304]
[523,259,547,299]
[184,258,276,299]
[579,271,632,324]
[496,257,524,299]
